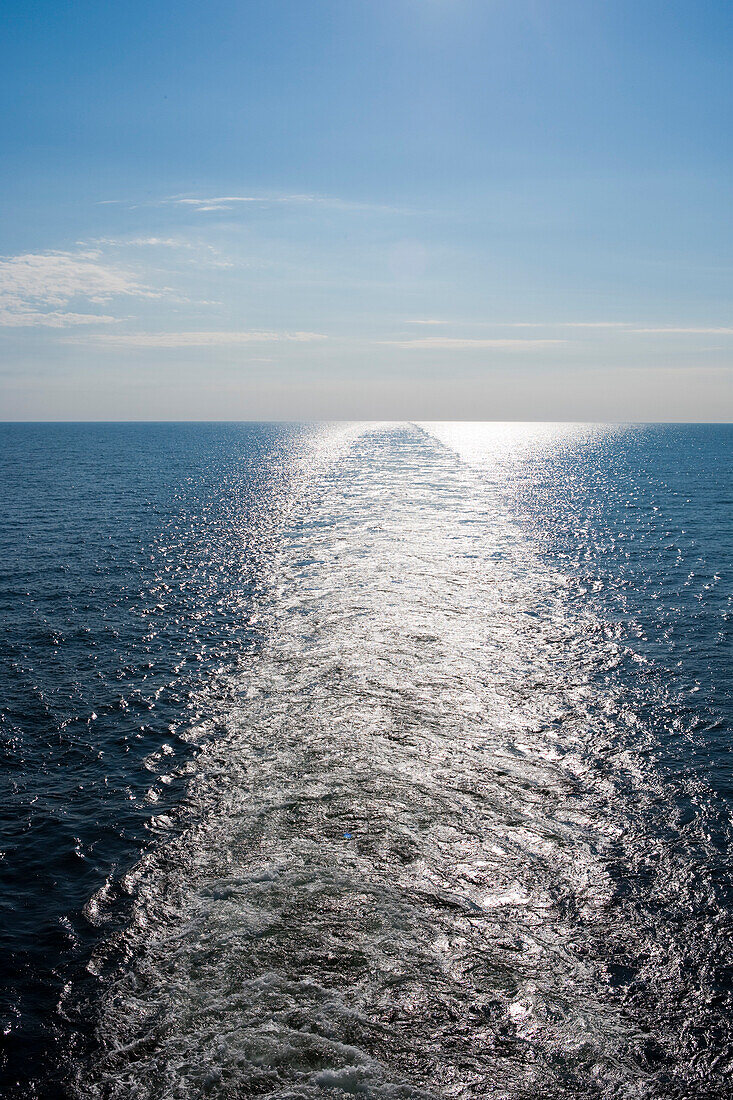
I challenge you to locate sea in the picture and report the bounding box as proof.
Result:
[0,421,731,1099]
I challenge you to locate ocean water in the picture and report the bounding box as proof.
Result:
[0,421,731,1099]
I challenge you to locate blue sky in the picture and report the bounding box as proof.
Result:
[1,0,731,419]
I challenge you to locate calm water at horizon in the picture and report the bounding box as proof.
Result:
[1,422,731,1098]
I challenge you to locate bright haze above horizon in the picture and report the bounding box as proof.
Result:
[1,0,731,421]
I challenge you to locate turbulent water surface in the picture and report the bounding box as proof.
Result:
[1,422,731,1099]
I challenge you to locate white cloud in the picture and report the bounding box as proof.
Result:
[0,310,119,329]
[403,320,636,330]
[170,197,261,212]
[87,236,191,248]
[401,321,733,335]
[0,249,161,328]
[82,330,328,348]
[509,322,733,332]
[381,337,566,350]
[506,322,733,334]
[81,236,233,268]
[402,320,631,331]
[632,326,733,335]
[505,321,631,329]
[163,192,401,214]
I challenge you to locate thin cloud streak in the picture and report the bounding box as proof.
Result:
[0,311,120,329]
[162,192,406,214]
[632,327,733,335]
[405,320,733,334]
[86,237,195,249]
[404,320,632,329]
[513,323,733,333]
[80,330,328,348]
[381,338,566,350]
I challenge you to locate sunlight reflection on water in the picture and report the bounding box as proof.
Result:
[67,422,731,1099]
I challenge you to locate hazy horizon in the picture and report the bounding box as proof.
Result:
[3,416,733,425]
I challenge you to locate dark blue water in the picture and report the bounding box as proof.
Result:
[0,423,310,1088]
[0,422,731,1098]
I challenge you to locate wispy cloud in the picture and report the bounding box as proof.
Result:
[632,326,733,335]
[160,192,404,214]
[0,309,120,329]
[506,322,733,333]
[506,322,632,329]
[0,249,161,328]
[81,235,234,269]
[86,236,193,249]
[381,337,566,350]
[404,319,628,330]
[81,330,328,348]
[169,196,261,212]
[404,320,733,334]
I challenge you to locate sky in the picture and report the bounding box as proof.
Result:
[1,0,731,420]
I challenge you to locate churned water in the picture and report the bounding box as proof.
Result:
[0,422,731,1099]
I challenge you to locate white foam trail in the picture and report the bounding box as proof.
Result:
[74,423,706,1099]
